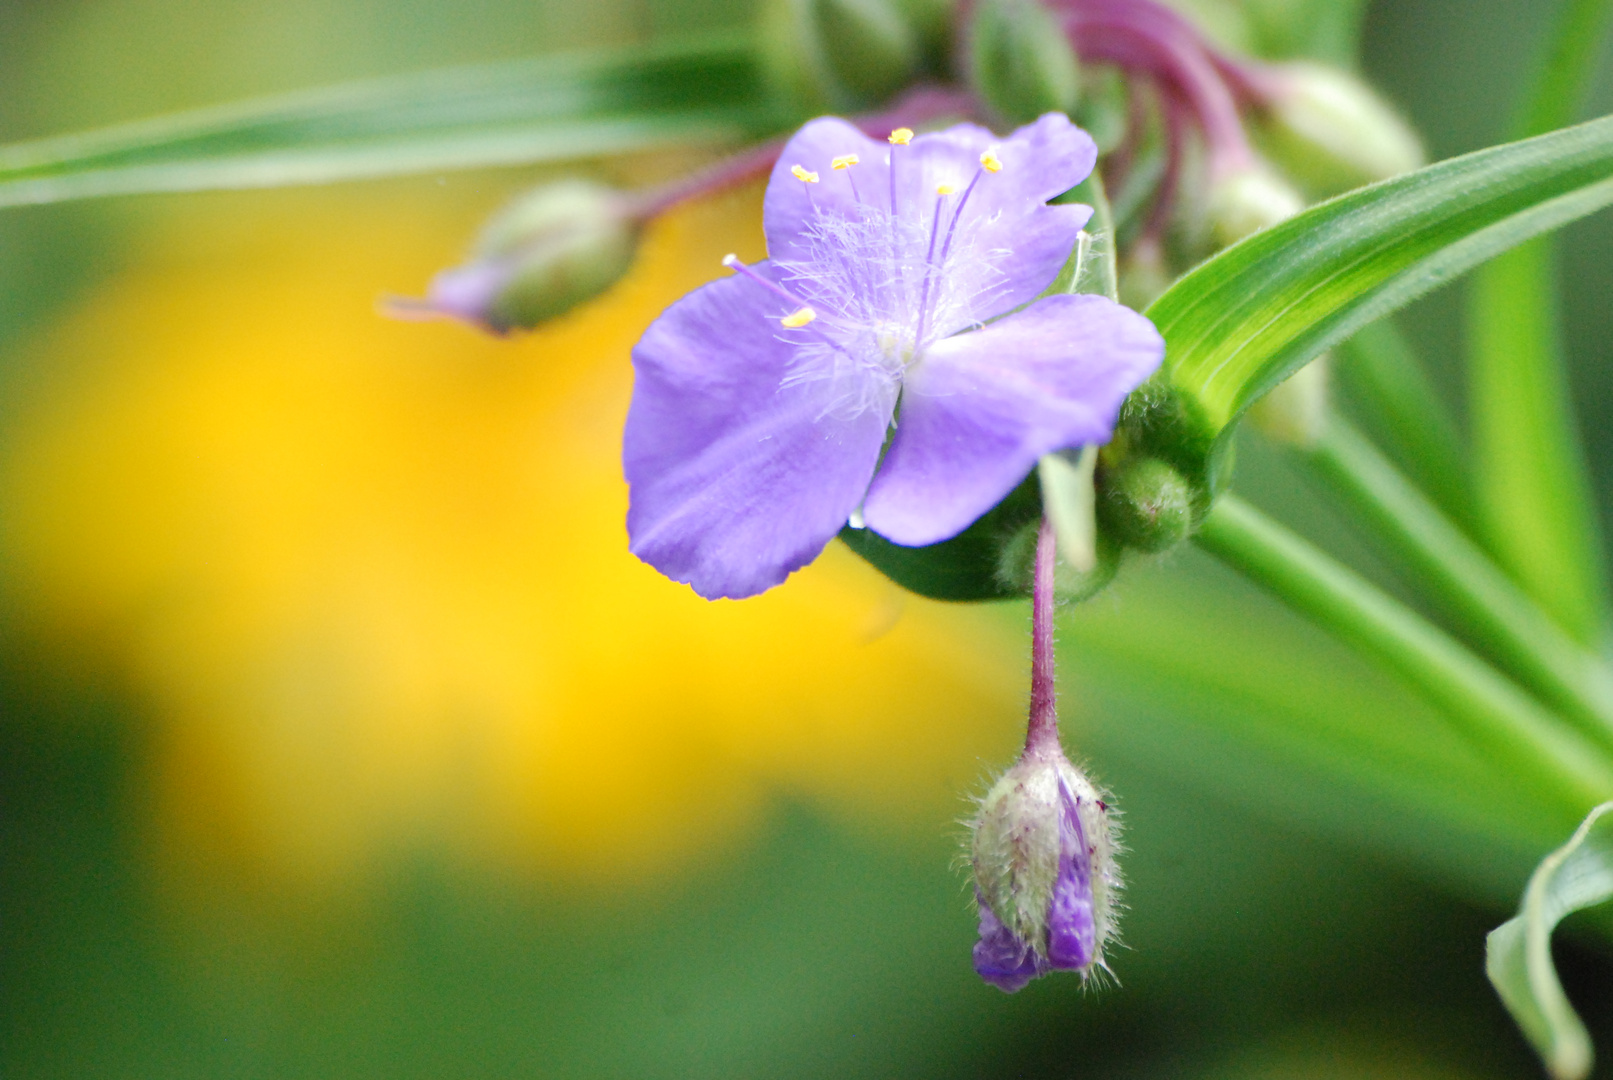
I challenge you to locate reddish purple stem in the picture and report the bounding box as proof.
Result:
[1026,513,1061,757]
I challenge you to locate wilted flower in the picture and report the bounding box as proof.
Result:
[624,114,1164,599]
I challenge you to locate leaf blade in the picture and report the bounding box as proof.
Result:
[1147,114,1613,482]
[1488,801,1613,1080]
[1465,0,1613,644]
[0,33,782,207]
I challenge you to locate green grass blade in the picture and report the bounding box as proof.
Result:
[0,33,781,208]
[1488,801,1613,1080]
[1466,0,1613,644]
[1194,494,1613,812]
[1058,548,1581,905]
[1305,416,1613,746]
[1147,115,1613,488]
[1336,318,1475,533]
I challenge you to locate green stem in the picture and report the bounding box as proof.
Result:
[1195,495,1613,813]
[1306,415,1613,748]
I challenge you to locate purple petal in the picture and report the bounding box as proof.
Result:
[763,118,892,264]
[624,264,892,599]
[426,259,513,327]
[762,115,1097,330]
[861,293,1165,546]
[897,114,1098,327]
[1046,776,1097,971]
[972,891,1047,993]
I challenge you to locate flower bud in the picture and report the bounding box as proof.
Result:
[1257,62,1425,193]
[758,0,920,110]
[1098,456,1194,553]
[997,517,1120,602]
[412,180,638,334]
[1206,161,1304,247]
[970,746,1120,992]
[967,0,1081,127]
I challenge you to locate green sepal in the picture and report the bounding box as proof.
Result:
[837,473,1042,601]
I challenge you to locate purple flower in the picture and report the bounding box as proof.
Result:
[624,113,1164,599]
[971,751,1119,992]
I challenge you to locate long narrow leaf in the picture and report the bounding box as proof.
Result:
[0,33,782,208]
[1466,0,1613,644]
[1336,318,1474,533]
[1488,801,1613,1080]
[1148,114,1613,486]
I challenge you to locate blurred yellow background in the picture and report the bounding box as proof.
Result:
[0,179,1027,889]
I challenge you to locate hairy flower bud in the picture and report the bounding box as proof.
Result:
[997,515,1120,601]
[1206,161,1304,246]
[1258,62,1425,193]
[759,0,921,110]
[1098,455,1194,553]
[412,180,638,334]
[970,745,1120,992]
[968,0,1081,127]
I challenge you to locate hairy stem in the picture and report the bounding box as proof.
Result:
[1026,514,1061,756]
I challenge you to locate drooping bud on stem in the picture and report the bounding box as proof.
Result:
[970,515,1121,992]
[388,179,639,334]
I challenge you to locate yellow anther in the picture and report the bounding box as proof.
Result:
[780,306,817,328]
[888,128,914,145]
[980,150,1003,173]
[791,164,820,184]
[936,183,957,195]
[831,154,860,170]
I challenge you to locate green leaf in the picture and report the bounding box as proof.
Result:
[1487,801,1613,1080]
[1147,114,1613,491]
[1466,0,1613,645]
[0,33,783,208]
[1194,494,1613,813]
[1335,318,1474,535]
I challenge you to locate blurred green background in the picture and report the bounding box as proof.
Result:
[1,1,1611,1077]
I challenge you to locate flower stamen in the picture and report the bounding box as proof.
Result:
[780,306,817,328]
[722,253,810,311]
[833,153,865,205]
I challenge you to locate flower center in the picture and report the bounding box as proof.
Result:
[725,141,1012,420]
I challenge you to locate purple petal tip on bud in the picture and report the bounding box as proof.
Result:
[969,747,1120,992]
